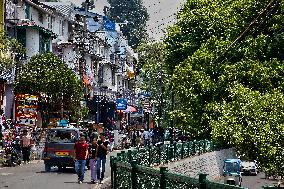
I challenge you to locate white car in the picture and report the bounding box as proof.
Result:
[241,161,258,175]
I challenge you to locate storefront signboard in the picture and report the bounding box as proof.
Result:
[116,98,127,110]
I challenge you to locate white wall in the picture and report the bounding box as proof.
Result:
[3,84,14,119]
[26,28,39,58]
[16,1,25,20]
[62,46,77,71]
[164,148,237,181]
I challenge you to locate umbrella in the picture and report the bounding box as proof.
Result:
[124,106,137,113]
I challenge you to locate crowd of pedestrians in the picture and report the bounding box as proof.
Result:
[0,119,45,166]
[74,132,109,184]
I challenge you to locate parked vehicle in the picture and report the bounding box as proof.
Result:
[223,159,242,186]
[241,161,258,175]
[43,128,80,172]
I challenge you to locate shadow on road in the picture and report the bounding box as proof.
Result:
[36,168,76,174]
[64,181,93,185]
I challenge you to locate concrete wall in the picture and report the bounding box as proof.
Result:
[165,148,237,181]
[4,84,14,119]
[26,28,39,58]
[103,64,116,91]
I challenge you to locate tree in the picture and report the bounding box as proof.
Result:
[14,52,83,112]
[164,0,284,175]
[0,31,25,77]
[137,42,170,128]
[107,0,149,49]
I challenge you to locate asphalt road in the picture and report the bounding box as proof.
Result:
[0,150,120,189]
[242,172,280,189]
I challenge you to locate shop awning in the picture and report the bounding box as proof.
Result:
[16,20,57,38]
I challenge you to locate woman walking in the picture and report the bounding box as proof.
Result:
[89,138,98,184]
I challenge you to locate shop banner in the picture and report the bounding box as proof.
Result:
[116,98,127,110]
[15,94,39,127]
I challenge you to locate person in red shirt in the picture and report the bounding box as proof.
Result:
[74,136,88,184]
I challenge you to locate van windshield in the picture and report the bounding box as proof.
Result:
[47,130,78,143]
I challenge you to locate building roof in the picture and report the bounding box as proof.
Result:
[42,2,75,19]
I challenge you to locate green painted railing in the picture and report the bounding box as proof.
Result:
[114,139,216,167]
[110,139,249,189]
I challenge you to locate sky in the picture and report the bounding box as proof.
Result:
[65,0,187,40]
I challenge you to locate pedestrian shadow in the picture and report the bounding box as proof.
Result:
[64,181,93,184]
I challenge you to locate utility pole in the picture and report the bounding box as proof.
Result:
[77,0,91,104]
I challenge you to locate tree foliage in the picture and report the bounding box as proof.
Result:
[137,42,170,128]
[107,0,149,49]
[0,31,26,74]
[164,0,284,175]
[15,53,83,111]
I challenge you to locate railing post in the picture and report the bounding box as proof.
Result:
[110,156,117,189]
[158,145,162,165]
[166,145,169,163]
[131,161,138,189]
[173,142,177,160]
[148,146,151,166]
[187,142,190,157]
[192,140,196,155]
[181,142,184,159]
[121,151,126,162]
[160,167,168,189]
[199,173,208,189]
[128,150,132,162]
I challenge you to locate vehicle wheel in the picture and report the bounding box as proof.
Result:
[227,180,235,185]
[45,164,51,172]
[58,166,63,171]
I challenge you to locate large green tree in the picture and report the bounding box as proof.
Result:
[107,0,149,48]
[15,52,83,112]
[164,0,284,175]
[137,42,170,128]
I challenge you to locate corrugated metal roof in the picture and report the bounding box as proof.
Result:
[43,2,75,19]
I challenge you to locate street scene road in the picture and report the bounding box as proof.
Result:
[1,0,284,188]
[0,150,120,189]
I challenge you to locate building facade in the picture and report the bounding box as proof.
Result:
[1,0,140,128]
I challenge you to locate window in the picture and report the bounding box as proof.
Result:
[25,4,32,20]
[111,69,116,86]
[39,31,50,54]
[38,13,43,23]
[17,28,26,47]
[47,15,53,29]
[47,130,78,143]
[61,20,64,36]
[98,66,104,83]
[59,19,64,35]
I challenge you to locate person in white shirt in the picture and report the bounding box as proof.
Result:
[143,129,150,146]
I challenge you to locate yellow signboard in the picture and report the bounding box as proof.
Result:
[0,0,4,31]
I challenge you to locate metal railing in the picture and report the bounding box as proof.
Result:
[114,140,216,167]
[110,140,248,189]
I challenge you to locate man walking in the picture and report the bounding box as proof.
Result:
[143,129,151,146]
[21,130,33,164]
[74,136,88,184]
[96,133,109,184]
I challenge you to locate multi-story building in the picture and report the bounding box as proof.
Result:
[2,0,139,128]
